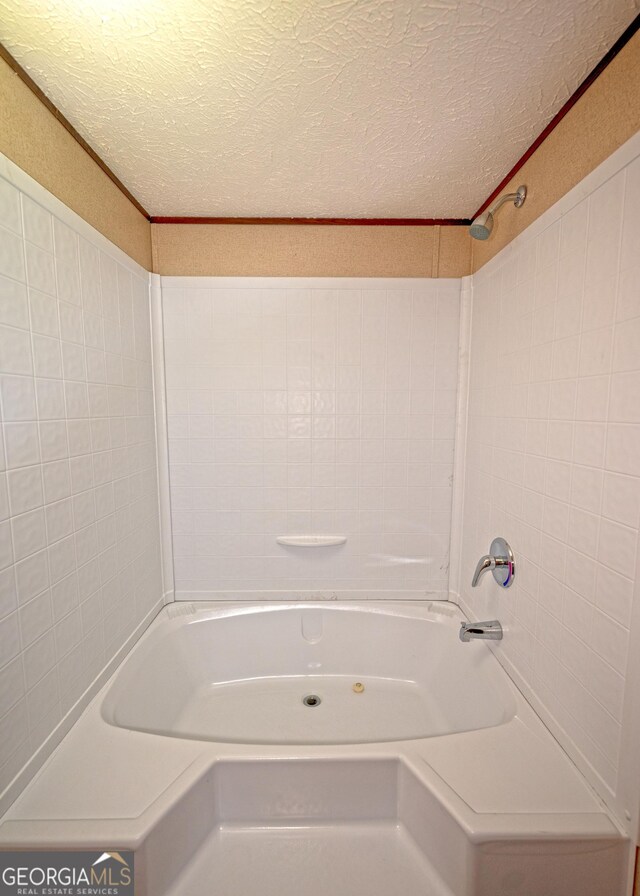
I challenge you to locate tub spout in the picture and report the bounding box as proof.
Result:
[460,620,503,642]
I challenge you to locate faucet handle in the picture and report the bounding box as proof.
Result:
[471,537,514,588]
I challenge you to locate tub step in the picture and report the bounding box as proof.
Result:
[162,822,456,896]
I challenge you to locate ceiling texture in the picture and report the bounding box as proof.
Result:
[0,0,638,218]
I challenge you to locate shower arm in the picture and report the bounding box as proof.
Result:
[486,186,527,216]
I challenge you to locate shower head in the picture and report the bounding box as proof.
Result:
[469,211,494,241]
[469,185,527,240]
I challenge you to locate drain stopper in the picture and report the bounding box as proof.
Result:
[352,682,364,693]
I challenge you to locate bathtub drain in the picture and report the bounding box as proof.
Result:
[302,694,321,707]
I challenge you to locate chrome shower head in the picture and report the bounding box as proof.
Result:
[469,185,526,241]
[469,211,494,240]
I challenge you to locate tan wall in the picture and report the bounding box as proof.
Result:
[0,55,152,269]
[151,222,471,278]
[471,28,640,272]
[3,25,639,279]
[151,29,640,279]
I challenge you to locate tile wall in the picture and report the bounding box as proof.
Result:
[162,278,460,598]
[459,150,640,799]
[0,169,163,798]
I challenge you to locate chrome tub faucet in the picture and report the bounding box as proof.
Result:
[459,620,503,641]
[471,537,515,588]
[462,537,513,644]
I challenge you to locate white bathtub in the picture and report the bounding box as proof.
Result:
[0,601,629,896]
[101,603,517,744]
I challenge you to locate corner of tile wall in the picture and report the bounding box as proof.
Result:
[150,273,175,603]
[448,275,473,601]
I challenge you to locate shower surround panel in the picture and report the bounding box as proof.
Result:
[458,137,640,820]
[0,158,163,804]
[161,278,460,599]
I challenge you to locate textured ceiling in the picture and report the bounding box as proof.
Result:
[0,0,638,218]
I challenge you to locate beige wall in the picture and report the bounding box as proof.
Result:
[151,222,471,278]
[3,25,639,279]
[471,28,640,272]
[0,55,152,269]
[151,25,640,280]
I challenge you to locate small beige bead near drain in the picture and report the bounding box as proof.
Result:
[352,682,364,693]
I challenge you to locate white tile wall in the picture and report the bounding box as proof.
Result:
[162,278,461,598]
[0,173,162,797]
[459,151,640,799]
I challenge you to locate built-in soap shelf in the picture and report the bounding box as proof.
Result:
[276,536,347,547]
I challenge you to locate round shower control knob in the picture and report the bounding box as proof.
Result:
[471,537,515,588]
[490,537,515,587]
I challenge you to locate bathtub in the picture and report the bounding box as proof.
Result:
[0,601,629,896]
[101,602,517,744]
